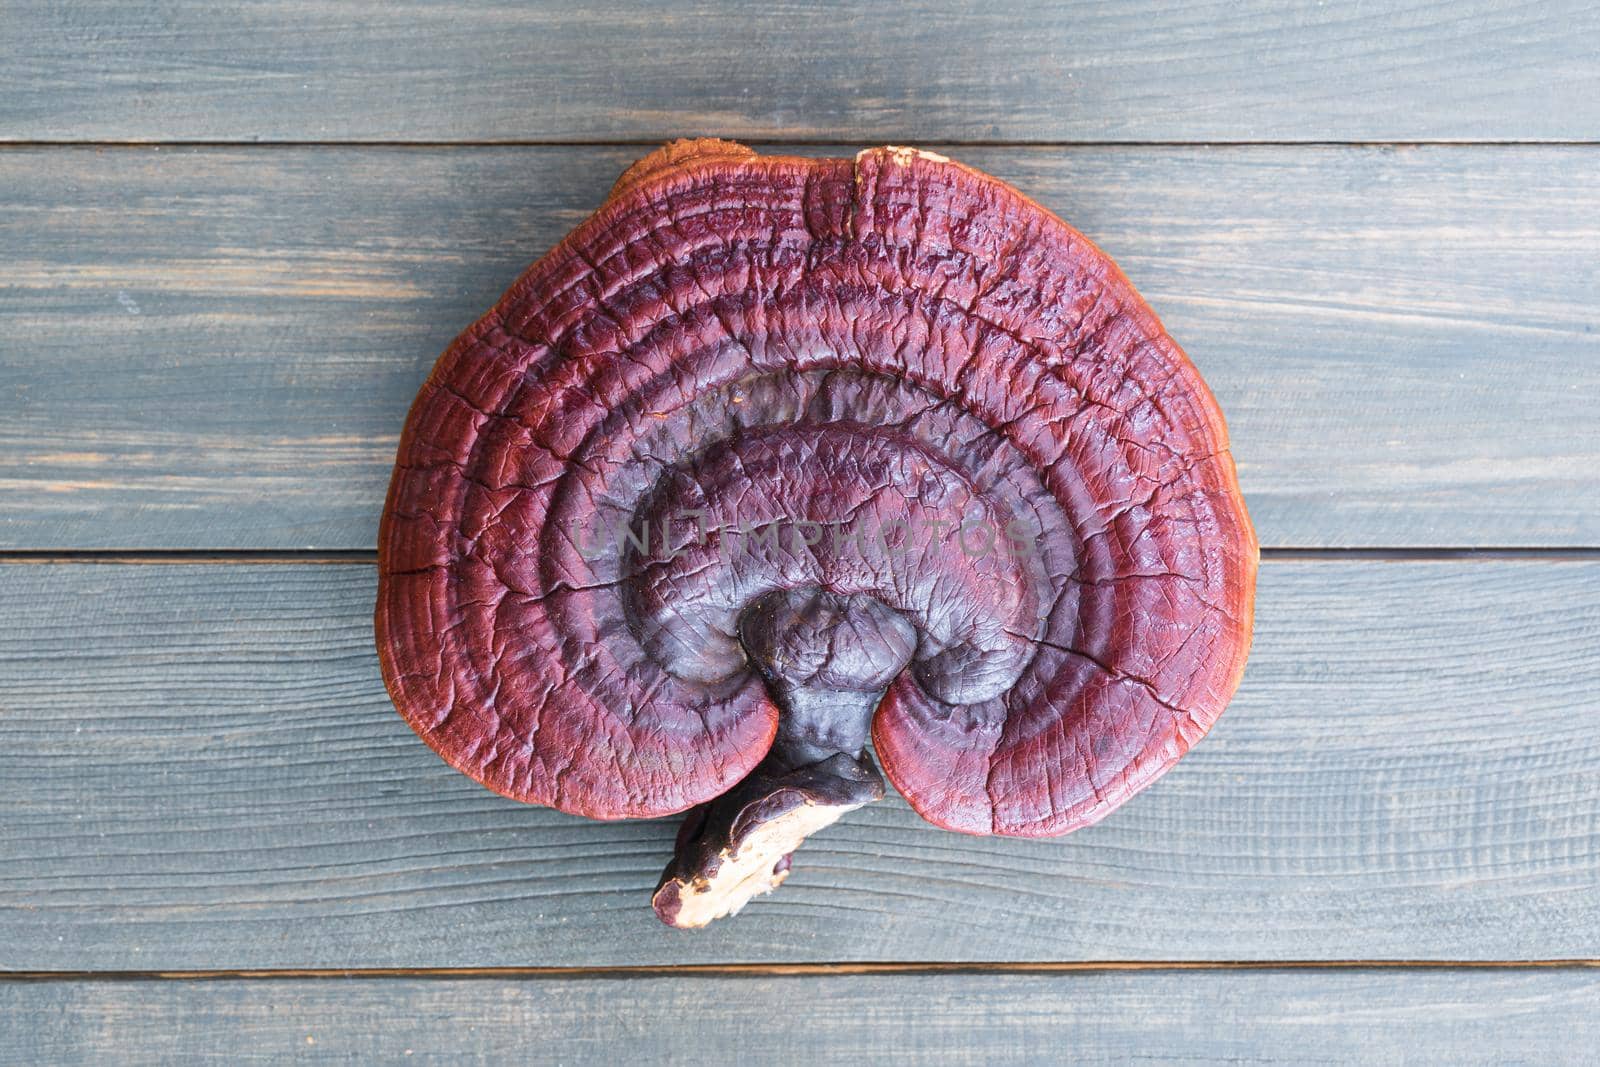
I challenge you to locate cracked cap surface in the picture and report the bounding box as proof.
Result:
[375,139,1258,835]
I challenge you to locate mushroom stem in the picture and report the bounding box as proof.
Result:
[648,734,884,929]
[651,589,911,927]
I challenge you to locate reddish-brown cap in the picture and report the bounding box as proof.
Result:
[376,140,1257,833]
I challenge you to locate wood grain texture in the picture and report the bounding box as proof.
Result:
[4,145,1599,551]
[5,1,1599,143]
[7,969,1600,1065]
[2,560,1597,970]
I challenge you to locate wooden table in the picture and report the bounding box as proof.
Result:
[4,2,1599,1062]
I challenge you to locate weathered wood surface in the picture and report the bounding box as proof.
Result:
[5,144,1598,552]
[5,2,1598,144]
[6,969,1599,1065]
[4,2,1596,1060]
[3,560,1596,970]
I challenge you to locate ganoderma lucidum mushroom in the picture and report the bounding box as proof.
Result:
[376,140,1258,928]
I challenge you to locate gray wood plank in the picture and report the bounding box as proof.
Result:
[3,145,1598,551]
[5,2,1599,143]
[1,559,1597,970]
[5,969,1600,1065]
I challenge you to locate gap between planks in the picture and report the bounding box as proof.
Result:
[2,548,1599,565]
[4,961,1599,983]
[2,140,1600,151]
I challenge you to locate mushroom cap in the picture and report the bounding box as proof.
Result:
[376,140,1258,835]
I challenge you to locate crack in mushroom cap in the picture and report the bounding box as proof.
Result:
[376,140,1259,835]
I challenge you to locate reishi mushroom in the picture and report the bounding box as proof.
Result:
[376,139,1258,928]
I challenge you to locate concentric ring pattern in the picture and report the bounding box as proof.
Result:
[376,141,1258,836]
